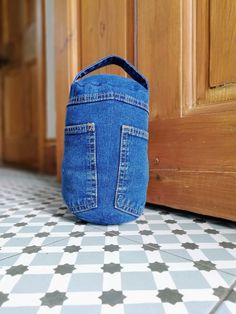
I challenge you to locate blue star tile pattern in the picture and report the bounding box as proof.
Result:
[139,229,154,235]
[103,244,120,252]
[0,166,236,313]
[101,263,123,274]
[0,292,9,306]
[69,231,85,237]
[40,290,68,307]
[204,228,219,234]
[63,245,81,253]
[0,232,16,238]
[193,260,216,271]
[181,242,199,250]
[219,241,236,249]
[6,265,28,276]
[22,245,42,254]
[104,230,120,237]
[157,288,183,304]
[35,232,50,238]
[142,243,161,251]
[99,289,126,306]
[148,262,169,273]
[54,264,76,275]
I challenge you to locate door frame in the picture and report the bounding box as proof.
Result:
[0,0,48,172]
[0,71,3,165]
[36,0,46,172]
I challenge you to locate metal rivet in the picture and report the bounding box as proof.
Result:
[87,123,94,131]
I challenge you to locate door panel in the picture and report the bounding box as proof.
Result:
[148,113,236,172]
[4,70,27,139]
[196,0,236,108]
[137,0,180,120]
[3,68,37,165]
[81,0,134,76]
[148,170,236,220]
[210,0,236,86]
[138,0,236,220]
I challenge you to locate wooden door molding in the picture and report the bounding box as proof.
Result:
[181,0,236,116]
[0,72,3,164]
[36,0,46,172]
[35,0,57,174]
[54,0,80,180]
[137,0,181,120]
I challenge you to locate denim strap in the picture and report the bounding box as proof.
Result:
[73,55,148,90]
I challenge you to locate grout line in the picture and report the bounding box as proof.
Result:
[0,226,91,263]
[1,208,236,279]
[0,215,116,263]
[0,237,69,262]
[0,252,23,262]
[208,279,236,314]
[89,224,236,278]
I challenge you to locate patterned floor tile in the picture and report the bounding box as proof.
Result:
[0,166,236,314]
[90,207,236,282]
[214,299,236,314]
[208,280,236,314]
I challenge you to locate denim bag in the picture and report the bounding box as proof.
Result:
[62,55,149,225]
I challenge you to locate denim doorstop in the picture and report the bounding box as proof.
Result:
[62,55,149,225]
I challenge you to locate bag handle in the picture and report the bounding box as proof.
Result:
[73,54,148,90]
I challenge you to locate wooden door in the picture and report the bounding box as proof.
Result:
[54,0,236,221]
[138,0,236,221]
[0,0,39,169]
[54,0,134,179]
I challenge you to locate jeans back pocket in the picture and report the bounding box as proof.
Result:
[62,122,97,212]
[115,125,149,217]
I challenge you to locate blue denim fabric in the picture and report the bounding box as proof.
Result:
[61,55,149,225]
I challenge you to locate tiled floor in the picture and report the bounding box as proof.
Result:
[0,167,235,314]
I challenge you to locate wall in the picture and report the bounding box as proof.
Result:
[45,0,56,139]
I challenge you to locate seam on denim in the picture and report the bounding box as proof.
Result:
[67,92,149,113]
[70,203,97,213]
[65,197,96,211]
[115,204,144,217]
[64,122,97,212]
[87,130,91,206]
[123,125,149,140]
[87,124,97,208]
[93,125,98,208]
[114,125,127,211]
[83,123,97,210]
[114,124,147,216]
[115,126,139,215]
[65,122,95,134]
[68,92,149,112]
[88,128,92,206]
[121,130,128,196]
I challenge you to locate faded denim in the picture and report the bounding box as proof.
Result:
[61,55,149,225]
